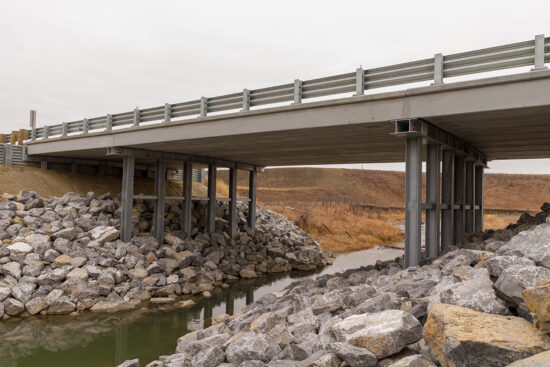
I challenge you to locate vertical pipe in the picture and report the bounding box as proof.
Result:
[153,159,166,244]
[404,136,422,268]
[475,165,485,232]
[229,168,238,239]
[207,164,217,234]
[120,151,135,242]
[182,161,193,239]
[454,156,466,245]
[425,144,441,259]
[441,149,455,253]
[465,161,476,234]
[248,171,257,235]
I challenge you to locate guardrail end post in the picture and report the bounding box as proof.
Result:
[200,97,208,117]
[293,79,302,104]
[106,114,113,131]
[242,89,250,111]
[355,67,365,95]
[533,34,547,71]
[164,103,171,123]
[133,107,140,127]
[433,53,444,84]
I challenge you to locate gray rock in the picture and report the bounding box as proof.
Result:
[4,297,25,315]
[89,226,119,244]
[332,310,422,359]
[494,264,550,306]
[328,342,377,367]
[505,350,550,366]
[191,346,226,367]
[116,359,140,367]
[7,242,33,256]
[25,297,49,315]
[485,255,535,277]
[497,224,550,268]
[2,262,21,279]
[54,227,77,241]
[427,266,508,315]
[387,355,435,367]
[226,332,282,365]
[11,282,36,303]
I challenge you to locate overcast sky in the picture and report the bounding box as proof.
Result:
[1,0,550,174]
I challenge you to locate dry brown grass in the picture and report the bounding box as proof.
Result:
[484,214,520,230]
[268,202,403,253]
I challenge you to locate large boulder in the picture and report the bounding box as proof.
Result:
[505,350,550,366]
[485,255,535,278]
[522,280,550,331]
[328,342,377,367]
[225,332,282,365]
[423,304,550,367]
[427,266,508,315]
[494,264,550,306]
[387,355,436,367]
[89,226,119,244]
[497,224,550,268]
[332,310,422,359]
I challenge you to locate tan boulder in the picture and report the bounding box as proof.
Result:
[506,350,550,366]
[53,254,72,268]
[523,280,550,323]
[424,304,550,367]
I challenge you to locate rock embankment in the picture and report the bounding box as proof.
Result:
[0,190,331,319]
[138,203,550,367]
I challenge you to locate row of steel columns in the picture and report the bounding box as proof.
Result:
[405,137,484,268]
[120,154,258,244]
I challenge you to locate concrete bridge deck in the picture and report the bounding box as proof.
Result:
[8,34,550,268]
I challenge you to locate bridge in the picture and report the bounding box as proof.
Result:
[4,34,550,267]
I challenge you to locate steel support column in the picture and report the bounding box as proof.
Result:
[465,161,476,234]
[425,144,441,258]
[454,156,466,245]
[248,171,257,235]
[153,159,166,244]
[182,161,193,238]
[441,149,455,252]
[405,136,422,268]
[228,168,238,239]
[120,151,135,242]
[475,165,485,232]
[207,164,217,234]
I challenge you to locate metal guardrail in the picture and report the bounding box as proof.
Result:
[0,144,27,167]
[5,34,550,143]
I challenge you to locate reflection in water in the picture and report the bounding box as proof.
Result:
[0,247,402,367]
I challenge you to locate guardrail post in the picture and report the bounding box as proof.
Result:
[434,53,444,84]
[207,164,217,233]
[62,122,68,137]
[200,97,208,117]
[242,89,250,111]
[4,144,13,167]
[164,103,171,123]
[44,125,49,139]
[533,34,547,71]
[293,79,302,103]
[106,114,113,131]
[133,107,140,127]
[426,143,441,258]
[83,119,89,134]
[355,67,365,95]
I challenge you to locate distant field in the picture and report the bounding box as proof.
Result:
[219,167,550,253]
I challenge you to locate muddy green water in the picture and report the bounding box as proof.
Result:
[0,247,402,367]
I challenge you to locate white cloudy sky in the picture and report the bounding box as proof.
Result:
[1,0,550,174]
